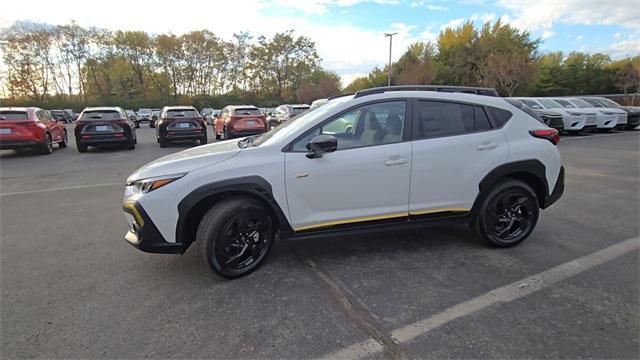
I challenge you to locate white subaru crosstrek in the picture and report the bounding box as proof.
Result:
[123,86,564,278]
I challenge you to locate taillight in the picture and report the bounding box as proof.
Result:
[529,129,560,145]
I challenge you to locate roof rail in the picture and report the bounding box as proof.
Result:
[353,85,499,98]
[327,92,355,100]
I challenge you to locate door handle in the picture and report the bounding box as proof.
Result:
[477,142,498,150]
[384,157,409,166]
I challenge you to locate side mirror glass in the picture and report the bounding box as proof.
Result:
[306,134,338,159]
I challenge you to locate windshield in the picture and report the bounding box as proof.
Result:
[537,99,563,109]
[81,110,122,120]
[166,109,198,117]
[138,109,152,115]
[234,108,262,116]
[292,106,310,115]
[520,99,543,109]
[0,111,29,120]
[553,99,576,108]
[568,98,593,108]
[201,108,213,115]
[250,97,351,147]
[596,98,621,107]
[582,98,605,107]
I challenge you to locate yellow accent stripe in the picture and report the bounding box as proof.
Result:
[295,212,408,232]
[409,207,470,216]
[294,207,471,232]
[123,201,145,227]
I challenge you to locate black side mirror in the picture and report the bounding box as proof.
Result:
[306,134,338,159]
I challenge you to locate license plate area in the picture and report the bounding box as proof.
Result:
[96,125,108,131]
[0,128,11,134]
[246,120,257,126]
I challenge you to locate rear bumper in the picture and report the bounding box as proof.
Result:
[0,139,41,149]
[77,136,129,146]
[542,166,564,209]
[228,129,266,137]
[123,201,187,254]
[163,131,204,141]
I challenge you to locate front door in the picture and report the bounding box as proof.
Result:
[284,100,412,232]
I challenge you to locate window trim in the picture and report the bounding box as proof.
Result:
[284,98,413,153]
[410,98,499,141]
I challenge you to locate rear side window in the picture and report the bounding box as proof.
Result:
[292,107,309,115]
[486,107,512,128]
[234,108,261,116]
[505,99,544,125]
[166,109,198,117]
[0,111,29,120]
[81,111,121,120]
[414,101,493,139]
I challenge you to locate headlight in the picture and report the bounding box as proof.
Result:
[600,111,615,115]
[567,112,583,116]
[125,173,186,197]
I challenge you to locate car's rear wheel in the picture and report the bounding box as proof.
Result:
[149,121,155,128]
[40,133,53,154]
[159,137,167,148]
[197,197,275,279]
[127,135,135,150]
[470,179,539,247]
[134,121,140,128]
[77,141,88,153]
[59,130,68,148]
[223,126,231,140]
[200,134,208,145]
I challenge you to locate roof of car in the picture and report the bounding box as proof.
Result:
[0,107,40,112]
[227,105,258,109]
[163,106,196,111]
[82,107,123,112]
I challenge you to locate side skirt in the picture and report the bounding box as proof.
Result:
[286,212,471,241]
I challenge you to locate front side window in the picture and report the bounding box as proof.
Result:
[554,99,576,108]
[538,99,563,109]
[291,101,406,152]
[521,99,543,109]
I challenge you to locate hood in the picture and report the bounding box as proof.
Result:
[127,139,241,182]
[534,109,562,116]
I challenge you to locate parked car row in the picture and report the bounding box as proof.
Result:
[509,96,639,133]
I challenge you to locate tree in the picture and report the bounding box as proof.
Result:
[295,69,341,103]
[393,42,436,85]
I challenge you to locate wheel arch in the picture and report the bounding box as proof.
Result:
[473,160,549,213]
[175,176,293,248]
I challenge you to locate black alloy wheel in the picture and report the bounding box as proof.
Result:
[198,197,275,278]
[470,179,539,247]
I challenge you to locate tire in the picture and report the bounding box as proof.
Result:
[58,130,68,148]
[40,133,53,155]
[77,142,88,153]
[215,131,221,140]
[159,137,168,148]
[200,134,208,145]
[269,120,279,129]
[197,196,275,279]
[223,126,231,140]
[134,122,140,128]
[127,136,135,150]
[469,178,539,247]
[150,121,156,128]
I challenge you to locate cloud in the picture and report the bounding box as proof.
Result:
[426,5,447,11]
[470,12,496,23]
[496,0,640,32]
[608,38,640,58]
[440,18,465,30]
[541,30,555,39]
[575,35,583,40]
[272,0,399,14]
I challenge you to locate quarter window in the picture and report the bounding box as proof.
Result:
[415,101,494,139]
[486,107,513,128]
[291,101,406,152]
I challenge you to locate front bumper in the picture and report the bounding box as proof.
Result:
[77,136,130,146]
[123,201,187,254]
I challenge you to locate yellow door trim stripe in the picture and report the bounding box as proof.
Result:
[409,207,470,216]
[294,212,408,232]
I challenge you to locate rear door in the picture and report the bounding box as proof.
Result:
[409,99,509,216]
[38,111,63,142]
[284,100,413,232]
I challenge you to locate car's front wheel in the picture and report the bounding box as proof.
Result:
[197,197,275,279]
[40,133,53,154]
[470,179,539,247]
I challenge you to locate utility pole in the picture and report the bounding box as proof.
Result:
[384,32,397,86]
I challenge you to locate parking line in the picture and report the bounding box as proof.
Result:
[0,182,122,197]
[320,236,640,359]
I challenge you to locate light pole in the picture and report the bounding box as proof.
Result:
[384,32,397,86]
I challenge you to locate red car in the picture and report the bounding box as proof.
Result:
[215,105,268,140]
[0,107,68,154]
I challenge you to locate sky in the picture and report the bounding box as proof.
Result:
[1,0,639,86]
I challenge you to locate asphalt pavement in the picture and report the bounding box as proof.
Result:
[1,124,638,359]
